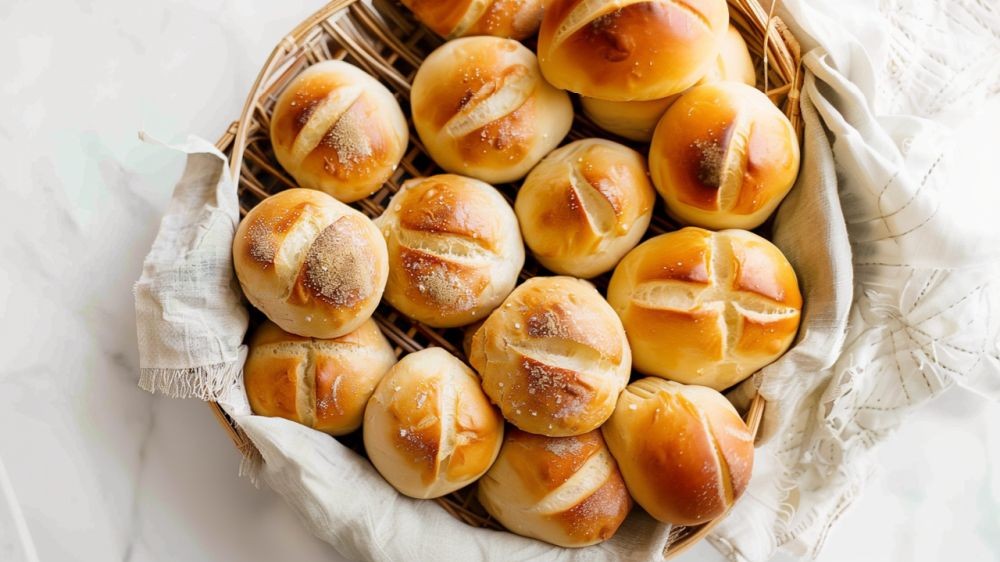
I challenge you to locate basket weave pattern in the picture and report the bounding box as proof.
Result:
[211,0,803,556]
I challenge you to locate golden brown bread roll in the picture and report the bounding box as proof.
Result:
[606,227,801,390]
[601,377,754,525]
[649,81,800,230]
[363,348,504,499]
[514,139,654,278]
[580,25,756,141]
[244,320,397,435]
[411,36,573,184]
[537,0,729,101]
[233,188,389,339]
[375,175,525,327]
[468,277,631,436]
[270,60,408,202]
[401,0,549,40]
[478,429,632,547]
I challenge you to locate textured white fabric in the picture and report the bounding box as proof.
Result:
[132,1,1000,560]
[133,135,249,399]
[711,0,1000,559]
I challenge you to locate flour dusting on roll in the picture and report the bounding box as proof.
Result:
[376,174,524,327]
[233,188,388,338]
[469,276,631,436]
[270,60,408,202]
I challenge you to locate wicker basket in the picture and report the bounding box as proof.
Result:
[209,0,803,557]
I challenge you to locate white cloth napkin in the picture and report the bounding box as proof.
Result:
[133,1,1000,560]
[133,135,249,400]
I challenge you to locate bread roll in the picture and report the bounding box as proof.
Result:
[601,377,754,525]
[363,348,504,499]
[411,36,573,184]
[580,25,756,141]
[468,277,630,436]
[233,188,389,339]
[538,0,729,101]
[375,175,525,327]
[515,139,654,278]
[478,429,632,547]
[401,0,549,40]
[270,60,408,202]
[606,228,801,390]
[649,82,800,230]
[244,319,396,435]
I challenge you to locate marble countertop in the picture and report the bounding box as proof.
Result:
[0,1,996,561]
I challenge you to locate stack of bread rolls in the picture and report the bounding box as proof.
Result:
[231,0,805,549]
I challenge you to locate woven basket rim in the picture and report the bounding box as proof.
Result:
[212,0,803,557]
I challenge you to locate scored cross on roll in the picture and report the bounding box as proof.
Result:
[607,227,802,390]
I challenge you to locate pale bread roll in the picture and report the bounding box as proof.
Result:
[401,0,549,40]
[270,60,408,202]
[580,25,756,141]
[514,139,654,278]
[244,320,397,435]
[606,228,801,390]
[363,348,504,499]
[468,277,631,436]
[411,36,573,184]
[649,81,800,230]
[537,0,729,101]
[478,429,632,547]
[233,188,389,339]
[375,174,525,327]
[602,377,754,525]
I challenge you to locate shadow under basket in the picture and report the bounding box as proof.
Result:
[209,0,803,557]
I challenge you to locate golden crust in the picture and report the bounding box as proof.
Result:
[477,429,632,547]
[377,175,524,328]
[602,378,754,526]
[233,188,388,339]
[580,24,756,141]
[411,37,573,184]
[270,60,408,202]
[515,139,655,278]
[607,228,801,390]
[363,348,504,499]
[244,319,397,435]
[650,81,801,230]
[401,0,549,40]
[469,277,630,436]
[538,0,729,101]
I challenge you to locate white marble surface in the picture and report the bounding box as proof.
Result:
[0,1,996,561]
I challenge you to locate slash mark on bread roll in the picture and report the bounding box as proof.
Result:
[447,64,534,137]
